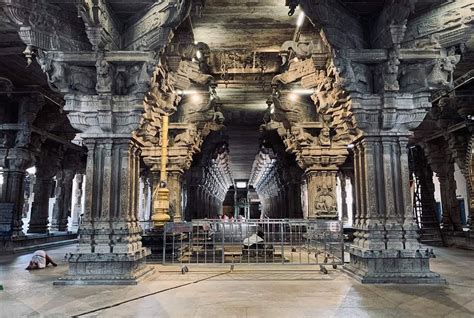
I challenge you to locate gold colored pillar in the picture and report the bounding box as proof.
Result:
[152,115,171,227]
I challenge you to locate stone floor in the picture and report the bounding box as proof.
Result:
[0,245,473,318]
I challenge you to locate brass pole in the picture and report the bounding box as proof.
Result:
[152,114,171,227]
[160,115,169,183]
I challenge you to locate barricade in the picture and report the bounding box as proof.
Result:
[161,219,344,266]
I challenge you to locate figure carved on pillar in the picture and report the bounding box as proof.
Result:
[314,184,337,217]
[95,55,113,94]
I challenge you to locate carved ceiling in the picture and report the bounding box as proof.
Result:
[192,0,303,51]
[0,0,473,191]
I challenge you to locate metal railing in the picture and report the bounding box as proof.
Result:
[160,219,344,266]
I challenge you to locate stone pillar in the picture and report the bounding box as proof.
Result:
[425,142,463,231]
[339,173,348,222]
[51,169,75,232]
[47,54,157,284]
[0,148,34,236]
[62,137,150,284]
[305,170,338,219]
[439,165,463,231]
[71,173,84,230]
[0,94,43,236]
[28,159,58,234]
[415,148,439,226]
[352,136,410,250]
[345,93,443,283]
[168,170,183,221]
[348,170,356,226]
[185,183,196,221]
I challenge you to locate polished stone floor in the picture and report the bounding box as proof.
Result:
[0,245,473,318]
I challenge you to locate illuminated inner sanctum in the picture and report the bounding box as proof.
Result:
[0,0,474,316]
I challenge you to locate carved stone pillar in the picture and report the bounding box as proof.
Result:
[71,173,84,229]
[425,141,463,231]
[305,170,339,219]
[168,170,183,221]
[339,173,348,222]
[63,137,150,283]
[28,159,59,234]
[0,148,34,236]
[348,170,356,226]
[345,92,443,283]
[52,61,155,284]
[0,94,43,236]
[352,136,411,250]
[51,169,75,231]
[415,151,439,227]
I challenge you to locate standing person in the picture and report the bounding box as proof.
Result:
[25,250,57,270]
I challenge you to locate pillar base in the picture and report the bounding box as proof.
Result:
[0,203,14,236]
[27,226,49,234]
[343,245,446,284]
[442,230,474,250]
[54,248,153,285]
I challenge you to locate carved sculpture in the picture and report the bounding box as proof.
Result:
[37,51,96,94]
[314,184,337,216]
[96,56,113,93]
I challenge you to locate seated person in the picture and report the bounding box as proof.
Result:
[26,250,57,270]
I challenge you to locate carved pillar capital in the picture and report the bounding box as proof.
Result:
[351,92,432,137]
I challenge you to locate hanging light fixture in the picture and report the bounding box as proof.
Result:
[296,12,305,27]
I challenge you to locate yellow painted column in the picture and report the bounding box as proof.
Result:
[152,115,171,227]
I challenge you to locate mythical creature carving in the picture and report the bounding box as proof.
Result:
[293,126,315,147]
[128,63,155,95]
[181,84,225,126]
[174,126,201,152]
[399,52,460,92]
[279,40,325,66]
[37,51,96,94]
[14,126,31,148]
[269,89,303,129]
[331,53,369,93]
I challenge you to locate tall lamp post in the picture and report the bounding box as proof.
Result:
[144,66,178,228]
[152,114,171,227]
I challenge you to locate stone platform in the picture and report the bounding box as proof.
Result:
[344,245,446,284]
[54,248,154,286]
[0,232,78,255]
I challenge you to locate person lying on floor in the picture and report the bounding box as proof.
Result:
[26,250,57,270]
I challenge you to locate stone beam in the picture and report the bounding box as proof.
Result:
[0,0,91,62]
[404,0,474,49]
[295,0,365,49]
[370,0,417,48]
[122,0,192,50]
[77,0,122,50]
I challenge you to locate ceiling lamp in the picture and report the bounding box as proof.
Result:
[292,89,314,95]
[288,93,298,101]
[236,181,247,189]
[296,12,305,27]
[191,93,202,104]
